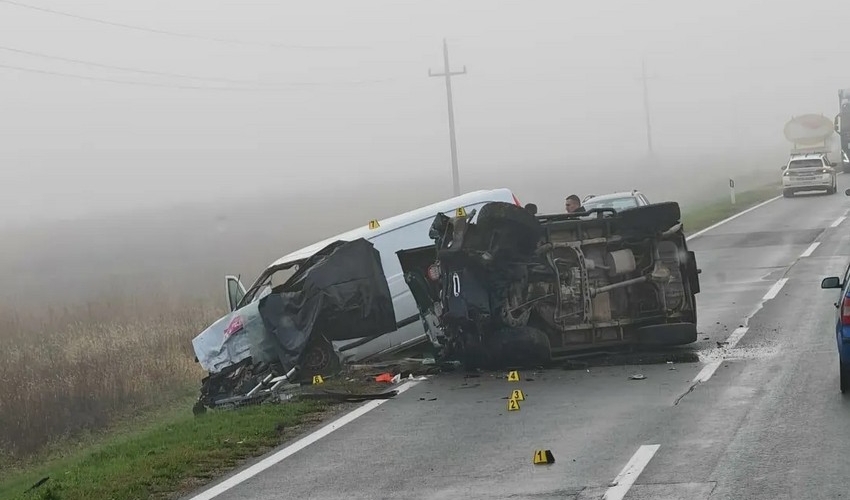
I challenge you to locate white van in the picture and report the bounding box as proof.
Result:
[195,188,524,375]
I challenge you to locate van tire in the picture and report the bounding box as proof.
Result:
[487,326,552,368]
[300,335,341,380]
[616,202,681,235]
[636,322,698,347]
[462,326,551,370]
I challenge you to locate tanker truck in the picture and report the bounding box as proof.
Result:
[781,114,839,197]
[835,90,850,172]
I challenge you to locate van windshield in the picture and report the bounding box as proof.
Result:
[239,266,298,307]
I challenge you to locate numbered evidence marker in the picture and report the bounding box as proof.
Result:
[507,397,521,411]
[511,389,525,401]
[533,450,556,465]
[312,375,324,385]
[507,370,520,382]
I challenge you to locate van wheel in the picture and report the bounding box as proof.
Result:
[617,202,681,235]
[636,322,698,346]
[300,335,341,380]
[468,326,552,369]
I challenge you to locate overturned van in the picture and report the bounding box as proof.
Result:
[397,201,701,368]
[192,188,525,380]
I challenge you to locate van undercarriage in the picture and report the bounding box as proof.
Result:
[398,201,701,368]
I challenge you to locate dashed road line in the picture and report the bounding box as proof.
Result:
[762,278,789,301]
[602,445,661,500]
[692,326,749,383]
[800,242,820,258]
[678,277,789,398]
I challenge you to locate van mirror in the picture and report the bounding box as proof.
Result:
[821,276,842,289]
[225,275,247,311]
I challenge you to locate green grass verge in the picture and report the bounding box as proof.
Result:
[681,183,781,235]
[0,399,327,500]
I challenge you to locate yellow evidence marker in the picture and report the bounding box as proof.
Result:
[511,389,525,401]
[312,375,325,385]
[507,398,521,411]
[507,370,520,382]
[533,450,555,465]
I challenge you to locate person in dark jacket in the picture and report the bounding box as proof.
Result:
[565,194,584,213]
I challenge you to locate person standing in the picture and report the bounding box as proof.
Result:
[565,194,584,213]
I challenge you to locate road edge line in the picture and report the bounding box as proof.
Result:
[186,381,420,500]
[685,195,782,242]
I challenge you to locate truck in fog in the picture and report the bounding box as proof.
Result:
[835,90,850,172]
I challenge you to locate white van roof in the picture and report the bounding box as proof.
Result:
[267,188,519,269]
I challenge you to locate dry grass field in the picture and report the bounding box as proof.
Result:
[0,294,220,461]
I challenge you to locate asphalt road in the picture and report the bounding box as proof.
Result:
[187,180,850,500]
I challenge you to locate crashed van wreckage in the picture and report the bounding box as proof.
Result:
[192,238,397,409]
[397,201,701,368]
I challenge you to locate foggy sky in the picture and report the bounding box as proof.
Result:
[0,0,846,228]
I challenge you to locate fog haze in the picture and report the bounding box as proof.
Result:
[1,0,846,227]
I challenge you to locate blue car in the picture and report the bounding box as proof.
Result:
[821,273,850,392]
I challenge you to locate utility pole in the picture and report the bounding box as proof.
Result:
[429,38,467,197]
[641,59,654,155]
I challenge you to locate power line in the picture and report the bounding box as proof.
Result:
[0,60,404,91]
[0,44,259,85]
[0,62,260,91]
[0,0,368,50]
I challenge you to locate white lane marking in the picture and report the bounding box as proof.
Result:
[693,326,748,383]
[685,195,782,242]
[693,360,723,383]
[831,216,846,228]
[691,277,786,386]
[762,278,789,301]
[800,242,820,258]
[724,326,749,348]
[188,381,420,500]
[602,444,661,500]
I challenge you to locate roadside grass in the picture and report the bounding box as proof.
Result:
[681,182,781,235]
[0,295,220,460]
[0,399,329,500]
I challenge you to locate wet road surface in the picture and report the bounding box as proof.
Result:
[186,181,850,500]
